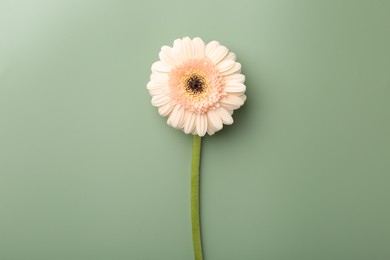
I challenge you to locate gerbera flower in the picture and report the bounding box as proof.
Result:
[147,37,246,136]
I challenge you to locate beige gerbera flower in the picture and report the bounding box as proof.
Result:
[147,37,246,136]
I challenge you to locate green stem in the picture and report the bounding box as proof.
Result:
[191,135,203,260]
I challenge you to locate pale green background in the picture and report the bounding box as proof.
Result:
[0,0,389,259]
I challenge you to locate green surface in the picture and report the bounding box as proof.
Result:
[0,1,389,259]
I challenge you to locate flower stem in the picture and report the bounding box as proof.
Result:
[191,135,203,260]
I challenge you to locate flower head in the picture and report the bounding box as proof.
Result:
[147,37,246,136]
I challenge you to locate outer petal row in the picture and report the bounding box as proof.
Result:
[164,107,235,136]
[219,94,247,110]
[161,37,234,68]
[162,37,207,67]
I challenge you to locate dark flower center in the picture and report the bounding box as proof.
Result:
[185,74,206,94]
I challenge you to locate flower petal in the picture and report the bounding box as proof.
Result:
[240,94,247,103]
[224,82,246,93]
[152,61,170,73]
[207,124,216,135]
[217,107,234,125]
[158,103,174,116]
[147,81,164,90]
[224,73,245,84]
[224,52,236,62]
[218,60,235,73]
[219,94,246,110]
[207,109,223,131]
[167,105,185,129]
[151,94,170,107]
[208,45,228,64]
[172,39,186,65]
[221,62,241,76]
[192,37,205,58]
[150,72,169,83]
[148,86,168,96]
[159,46,176,67]
[205,41,220,59]
[183,110,196,134]
[182,37,194,59]
[195,114,207,137]
[147,80,169,96]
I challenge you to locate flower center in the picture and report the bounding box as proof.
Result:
[185,74,206,94]
[168,58,225,114]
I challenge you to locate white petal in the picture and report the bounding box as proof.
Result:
[191,128,198,135]
[151,61,170,73]
[150,72,169,83]
[207,125,216,135]
[208,45,228,64]
[167,105,185,129]
[147,81,169,96]
[224,52,236,62]
[158,103,174,116]
[147,81,163,90]
[224,82,246,93]
[219,94,245,110]
[221,62,241,76]
[224,74,245,84]
[148,86,168,96]
[205,41,220,59]
[195,114,207,137]
[159,46,176,67]
[207,109,223,132]
[182,37,194,59]
[172,39,186,65]
[192,37,205,58]
[183,110,196,134]
[240,94,247,103]
[218,60,235,73]
[151,94,170,107]
[217,107,234,125]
